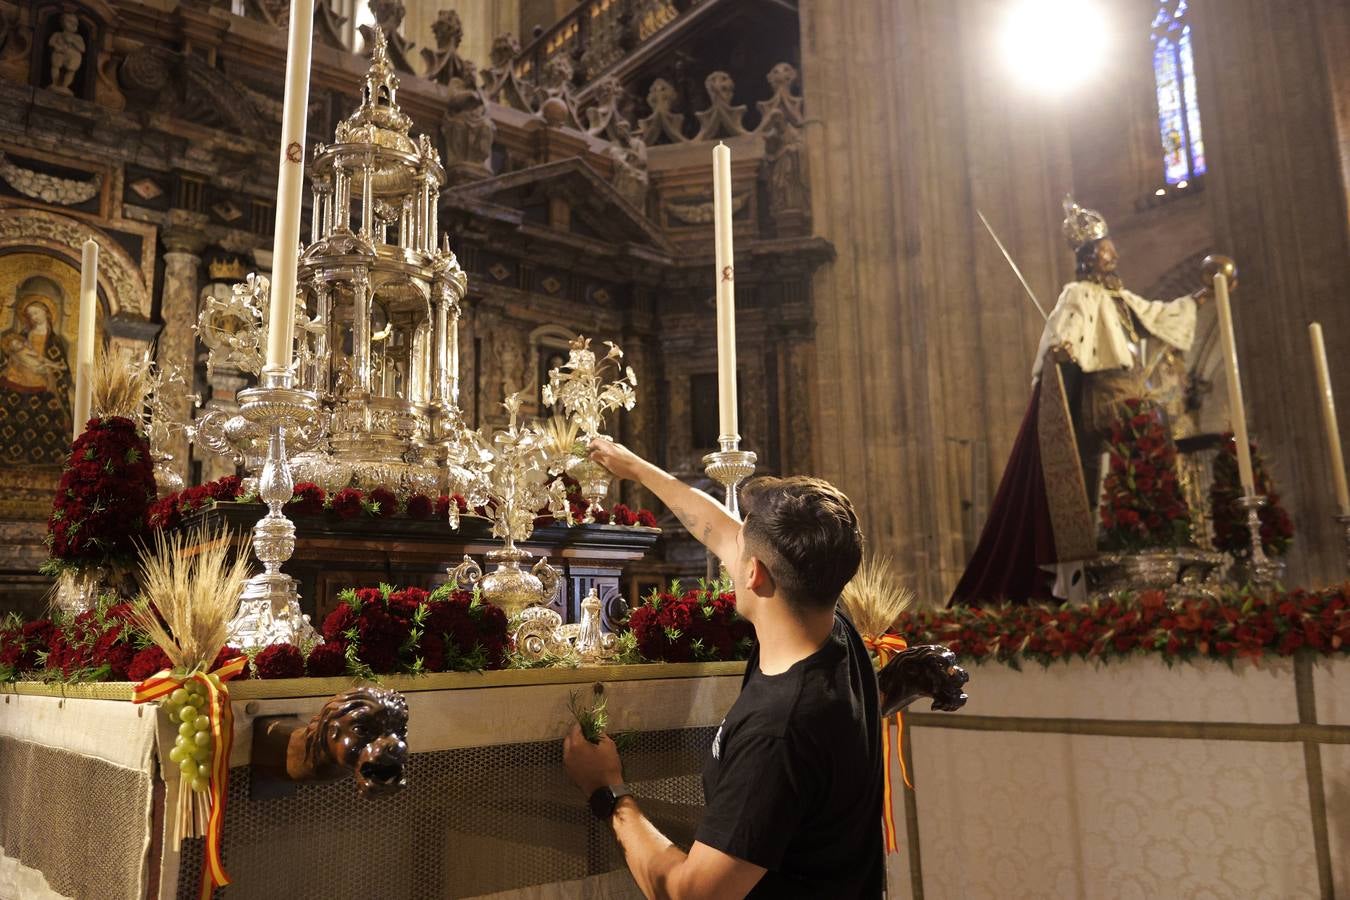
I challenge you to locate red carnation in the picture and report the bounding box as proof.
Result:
[127,646,173,683]
[205,476,244,501]
[610,504,638,526]
[253,643,305,679]
[213,646,245,671]
[406,493,434,519]
[330,487,366,520]
[285,482,326,517]
[636,509,658,528]
[369,486,399,518]
[305,641,347,677]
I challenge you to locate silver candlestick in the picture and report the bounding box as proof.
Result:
[703,436,757,518]
[227,366,321,650]
[1234,495,1283,591]
[1336,514,1350,578]
[703,436,756,580]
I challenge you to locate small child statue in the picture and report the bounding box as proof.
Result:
[47,13,85,95]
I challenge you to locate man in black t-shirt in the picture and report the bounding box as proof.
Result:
[563,440,882,899]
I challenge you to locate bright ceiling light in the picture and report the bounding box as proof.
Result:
[1000,0,1111,95]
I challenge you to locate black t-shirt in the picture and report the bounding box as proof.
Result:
[695,611,884,898]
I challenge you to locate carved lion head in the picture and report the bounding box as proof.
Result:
[302,687,410,797]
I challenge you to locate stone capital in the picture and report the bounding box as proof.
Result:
[160,210,210,256]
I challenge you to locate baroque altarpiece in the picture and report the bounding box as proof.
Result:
[0,0,822,612]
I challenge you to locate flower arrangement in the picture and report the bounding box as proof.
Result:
[1098,399,1191,551]
[45,416,157,571]
[0,615,56,682]
[626,580,754,663]
[898,584,1350,667]
[42,599,142,681]
[1211,433,1295,559]
[318,583,510,677]
[147,476,244,531]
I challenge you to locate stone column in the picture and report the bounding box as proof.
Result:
[799,0,1074,601]
[159,221,208,487]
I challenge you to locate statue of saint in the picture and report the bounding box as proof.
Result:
[950,196,1210,605]
[47,14,85,95]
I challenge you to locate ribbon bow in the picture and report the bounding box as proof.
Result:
[133,654,247,899]
[863,632,910,854]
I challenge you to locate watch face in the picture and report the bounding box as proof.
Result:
[589,786,616,820]
[590,784,630,819]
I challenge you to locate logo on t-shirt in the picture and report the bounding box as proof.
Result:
[711,721,724,760]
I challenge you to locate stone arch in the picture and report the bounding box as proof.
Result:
[0,207,152,320]
[529,323,576,403]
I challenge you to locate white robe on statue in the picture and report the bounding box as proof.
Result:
[1029,280,1198,601]
[1031,281,1197,383]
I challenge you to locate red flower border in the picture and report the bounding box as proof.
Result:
[900,585,1350,666]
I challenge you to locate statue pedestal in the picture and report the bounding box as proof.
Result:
[1085,547,1225,598]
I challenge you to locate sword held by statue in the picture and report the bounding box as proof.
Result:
[976,210,1049,321]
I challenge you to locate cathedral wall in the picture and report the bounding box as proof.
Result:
[803,0,1350,600]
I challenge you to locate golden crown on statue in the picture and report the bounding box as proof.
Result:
[208,256,248,281]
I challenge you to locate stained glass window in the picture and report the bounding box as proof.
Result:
[1152,1,1205,185]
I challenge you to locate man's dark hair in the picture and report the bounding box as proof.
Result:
[740,475,864,611]
[1075,239,1102,280]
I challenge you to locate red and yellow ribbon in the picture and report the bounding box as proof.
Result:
[134,654,247,899]
[863,632,910,854]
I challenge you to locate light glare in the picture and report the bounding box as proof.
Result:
[1001,0,1111,95]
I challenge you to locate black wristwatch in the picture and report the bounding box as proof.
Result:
[588,784,634,820]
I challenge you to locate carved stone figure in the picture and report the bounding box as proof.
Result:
[638,77,686,144]
[274,688,410,797]
[877,645,970,716]
[694,70,747,140]
[609,121,649,212]
[441,87,494,176]
[422,9,471,87]
[47,14,84,95]
[755,62,804,130]
[359,0,417,74]
[481,31,534,112]
[585,75,626,141]
[536,55,581,129]
[761,107,809,232]
[432,11,493,177]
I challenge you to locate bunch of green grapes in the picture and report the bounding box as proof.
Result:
[162,677,219,793]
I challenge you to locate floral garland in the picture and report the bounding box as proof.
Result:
[146,477,659,531]
[1099,399,1191,551]
[897,584,1350,667]
[1210,433,1294,558]
[45,416,157,571]
[318,583,510,677]
[146,476,244,531]
[0,596,247,684]
[626,580,754,663]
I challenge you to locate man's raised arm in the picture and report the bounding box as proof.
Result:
[586,439,740,564]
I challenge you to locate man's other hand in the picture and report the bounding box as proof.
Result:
[587,438,648,484]
[563,723,624,796]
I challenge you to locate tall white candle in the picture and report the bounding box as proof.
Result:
[264,0,316,373]
[712,142,738,441]
[1309,322,1350,515]
[73,239,98,439]
[1213,271,1255,496]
